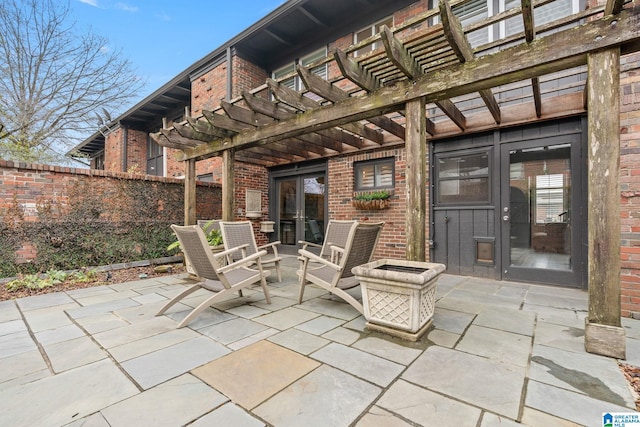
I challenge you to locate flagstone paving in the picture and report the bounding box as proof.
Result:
[0,254,638,427]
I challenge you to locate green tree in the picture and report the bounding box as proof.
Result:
[0,0,144,163]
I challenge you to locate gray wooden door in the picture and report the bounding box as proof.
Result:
[499,134,584,287]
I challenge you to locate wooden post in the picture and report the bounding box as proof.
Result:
[184,158,196,225]
[405,97,427,261]
[222,149,235,221]
[585,48,625,358]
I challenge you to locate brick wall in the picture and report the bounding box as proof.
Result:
[103,127,148,174]
[620,51,640,319]
[232,54,268,99]
[104,128,123,173]
[192,63,227,116]
[126,128,148,174]
[327,147,430,261]
[0,160,222,264]
[234,161,270,246]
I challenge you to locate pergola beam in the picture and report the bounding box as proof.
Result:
[380,25,466,130]
[267,78,383,145]
[178,8,640,161]
[605,0,625,16]
[242,91,346,153]
[333,48,379,92]
[202,110,251,133]
[297,64,408,139]
[585,47,625,359]
[522,0,543,118]
[440,0,501,124]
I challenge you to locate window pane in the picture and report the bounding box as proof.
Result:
[438,152,489,179]
[436,151,490,204]
[439,178,489,203]
[355,27,372,44]
[356,164,375,188]
[375,163,393,187]
[535,174,565,223]
[355,158,394,190]
[453,0,488,46]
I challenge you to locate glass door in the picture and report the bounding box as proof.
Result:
[275,173,326,247]
[500,135,582,286]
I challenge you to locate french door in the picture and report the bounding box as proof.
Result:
[500,134,583,286]
[273,173,326,247]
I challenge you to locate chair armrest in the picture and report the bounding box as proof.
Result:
[329,245,345,255]
[298,240,322,250]
[298,248,340,270]
[216,249,268,274]
[213,244,249,260]
[258,241,281,256]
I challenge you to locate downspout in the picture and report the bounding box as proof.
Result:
[121,124,128,173]
[226,46,232,101]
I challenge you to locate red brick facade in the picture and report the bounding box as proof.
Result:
[103,127,148,174]
[327,148,426,261]
[620,51,640,318]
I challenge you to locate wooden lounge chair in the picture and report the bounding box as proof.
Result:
[297,221,384,314]
[219,221,283,282]
[157,224,271,328]
[299,219,357,264]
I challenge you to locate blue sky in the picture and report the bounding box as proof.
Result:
[71,0,286,99]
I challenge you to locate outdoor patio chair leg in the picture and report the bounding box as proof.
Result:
[329,288,364,315]
[177,287,244,328]
[275,261,282,283]
[298,279,307,304]
[260,275,271,304]
[156,284,201,316]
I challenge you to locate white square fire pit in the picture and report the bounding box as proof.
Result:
[352,259,446,341]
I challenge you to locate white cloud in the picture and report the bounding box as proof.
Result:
[115,3,138,12]
[155,11,171,22]
[78,0,100,7]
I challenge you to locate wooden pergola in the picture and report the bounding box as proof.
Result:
[152,0,640,357]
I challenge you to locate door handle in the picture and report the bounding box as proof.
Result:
[503,215,510,222]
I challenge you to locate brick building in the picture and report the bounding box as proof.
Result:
[68,0,640,329]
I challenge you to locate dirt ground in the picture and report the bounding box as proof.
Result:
[0,263,186,301]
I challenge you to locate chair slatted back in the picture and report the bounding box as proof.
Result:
[340,222,384,278]
[171,225,220,283]
[321,220,357,259]
[219,221,258,261]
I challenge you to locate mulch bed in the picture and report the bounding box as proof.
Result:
[621,362,640,411]
[0,263,185,301]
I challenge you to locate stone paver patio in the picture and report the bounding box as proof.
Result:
[0,255,638,426]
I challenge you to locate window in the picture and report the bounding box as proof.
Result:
[93,151,105,170]
[436,151,490,204]
[272,47,327,92]
[429,0,581,48]
[354,16,393,57]
[146,136,164,176]
[453,0,490,47]
[504,0,577,38]
[355,158,394,190]
[535,174,565,223]
[197,173,214,182]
